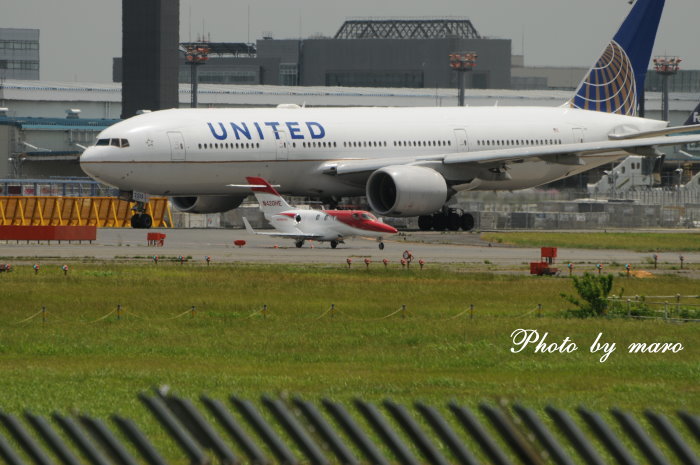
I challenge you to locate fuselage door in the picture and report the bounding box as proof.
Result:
[276,129,289,161]
[167,131,186,161]
[572,128,585,144]
[453,129,468,152]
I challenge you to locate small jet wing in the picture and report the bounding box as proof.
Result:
[242,217,324,240]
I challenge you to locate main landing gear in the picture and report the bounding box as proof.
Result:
[418,209,474,231]
[130,202,153,229]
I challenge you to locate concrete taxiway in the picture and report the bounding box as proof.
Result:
[0,228,697,272]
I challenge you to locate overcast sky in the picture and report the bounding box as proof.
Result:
[3,0,698,83]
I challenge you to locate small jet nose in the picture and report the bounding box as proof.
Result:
[381,223,398,234]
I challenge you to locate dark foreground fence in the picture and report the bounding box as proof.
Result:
[0,391,698,465]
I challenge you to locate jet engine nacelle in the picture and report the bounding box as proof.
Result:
[366,165,448,216]
[171,195,245,214]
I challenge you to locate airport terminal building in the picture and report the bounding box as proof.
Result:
[114,19,512,90]
[0,28,40,81]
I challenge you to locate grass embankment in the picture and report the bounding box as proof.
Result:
[0,263,697,461]
[481,231,700,252]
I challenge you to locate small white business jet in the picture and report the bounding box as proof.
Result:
[242,177,397,249]
[81,0,699,229]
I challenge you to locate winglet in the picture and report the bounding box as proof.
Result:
[569,0,665,115]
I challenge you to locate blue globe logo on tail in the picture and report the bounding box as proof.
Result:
[568,0,665,117]
[571,41,636,115]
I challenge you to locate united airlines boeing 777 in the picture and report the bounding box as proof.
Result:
[81,0,699,229]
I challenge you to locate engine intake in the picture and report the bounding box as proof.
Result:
[171,195,244,214]
[366,165,448,216]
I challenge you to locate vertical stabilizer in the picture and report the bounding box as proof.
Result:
[569,0,665,115]
[684,101,700,126]
[245,176,292,215]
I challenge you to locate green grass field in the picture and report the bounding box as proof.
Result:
[481,231,700,252]
[0,262,697,461]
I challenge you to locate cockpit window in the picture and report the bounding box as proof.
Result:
[361,213,376,220]
[99,138,130,148]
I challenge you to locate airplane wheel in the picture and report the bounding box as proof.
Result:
[378,242,384,250]
[130,213,153,229]
[432,213,447,231]
[295,240,304,248]
[447,212,461,231]
[417,215,433,231]
[460,213,475,231]
[330,240,338,249]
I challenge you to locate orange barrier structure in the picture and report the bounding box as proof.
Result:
[0,225,96,242]
[0,197,172,228]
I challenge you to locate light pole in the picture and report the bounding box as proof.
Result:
[653,56,681,122]
[184,43,210,108]
[449,52,477,107]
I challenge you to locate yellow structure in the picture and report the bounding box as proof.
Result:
[0,197,172,228]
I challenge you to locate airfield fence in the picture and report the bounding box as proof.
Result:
[0,390,697,465]
[608,294,700,322]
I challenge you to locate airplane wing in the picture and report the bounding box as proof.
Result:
[322,131,700,177]
[242,217,324,240]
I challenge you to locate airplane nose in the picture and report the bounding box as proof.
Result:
[79,147,98,177]
[80,146,112,183]
[382,223,398,234]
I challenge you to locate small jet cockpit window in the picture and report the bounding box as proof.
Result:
[96,138,110,146]
[111,138,121,147]
[121,139,130,147]
[361,213,376,220]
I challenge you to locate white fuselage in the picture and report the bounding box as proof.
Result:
[80,106,667,198]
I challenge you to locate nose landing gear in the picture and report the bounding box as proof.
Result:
[130,202,153,229]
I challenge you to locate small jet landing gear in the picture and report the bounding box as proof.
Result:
[378,240,385,250]
[295,240,304,248]
[130,202,153,229]
[330,240,339,249]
